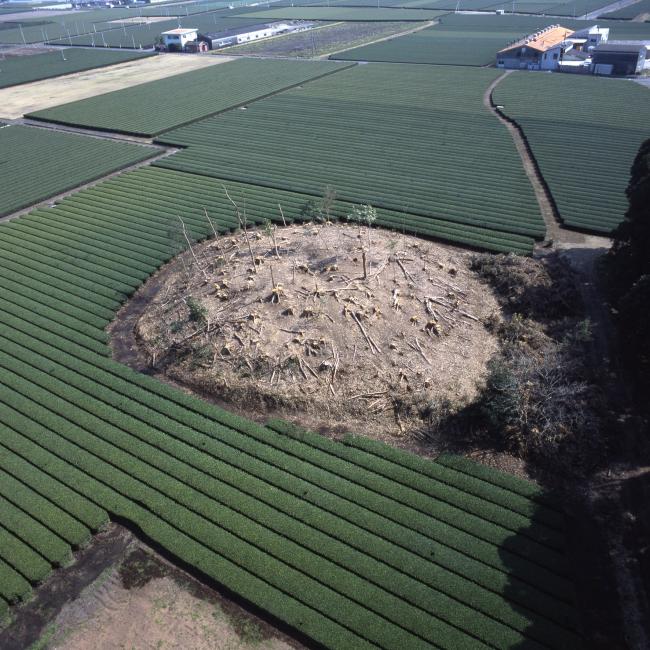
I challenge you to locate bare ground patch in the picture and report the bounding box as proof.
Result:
[1,524,306,650]
[111,222,500,442]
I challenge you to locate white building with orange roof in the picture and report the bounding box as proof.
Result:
[496,25,576,71]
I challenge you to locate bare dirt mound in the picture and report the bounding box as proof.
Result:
[117,222,500,440]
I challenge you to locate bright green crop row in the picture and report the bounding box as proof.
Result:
[0,158,577,647]
[0,303,573,637]
[339,434,562,520]
[156,63,544,245]
[74,166,534,253]
[493,72,650,233]
[0,125,155,218]
[27,58,350,137]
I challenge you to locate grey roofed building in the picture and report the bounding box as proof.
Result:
[198,22,295,50]
[592,42,647,75]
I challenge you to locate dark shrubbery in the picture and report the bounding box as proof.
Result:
[606,139,650,409]
[469,253,606,474]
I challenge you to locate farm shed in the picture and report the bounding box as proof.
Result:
[496,24,575,71]
[593,42,647,75]
[571,25,609,51]
[198,22,294,50]
[161,28,198,52]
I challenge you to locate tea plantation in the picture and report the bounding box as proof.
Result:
[0,125,156,217]
[27,58,350,136]
[0,168,580,647]
[156,63,545,245]
[0,48,153,89]
[493,72,650,233]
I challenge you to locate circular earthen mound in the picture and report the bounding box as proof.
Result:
[122,223,501,440]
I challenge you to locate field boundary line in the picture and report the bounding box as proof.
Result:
[26,62,358,138]
[0,51,156,92]
[0,145,176,225]
[485,70,562,245]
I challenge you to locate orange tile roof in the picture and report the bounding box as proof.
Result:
[499,25,574,54]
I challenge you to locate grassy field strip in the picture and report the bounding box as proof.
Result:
[155,64,544,247]
[0,125,155,218]
[0,49,153,89]
[493,72,650,233]
[26,59,351,137]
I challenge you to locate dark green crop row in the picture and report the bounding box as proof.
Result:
[600,0,650,18]
[0,300,577,635]
[156,63,545,246]
[0,308,576,644]
[0,125,155,218]
[80,166,535,253]
[493,71,650,234]
[0,156,578,647]
[234,6,447,19]
[45,14,267,48]
[337,433,565,529]
[0,48,153,89]
[27,58,351,137]
[332,13,650,65]
[0,464,96,545]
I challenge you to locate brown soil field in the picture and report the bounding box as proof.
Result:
[0,52,232,119]
[1,524,305,650]
[116,222,501,441]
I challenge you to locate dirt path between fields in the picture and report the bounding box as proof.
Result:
[0,53,233,119]
[484,70,562,244]
[485,70,618,400]
[486,72,650,649]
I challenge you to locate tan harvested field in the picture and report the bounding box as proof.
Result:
[0,53,234,119]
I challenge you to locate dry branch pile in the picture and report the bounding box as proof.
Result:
[135,222,500,438]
